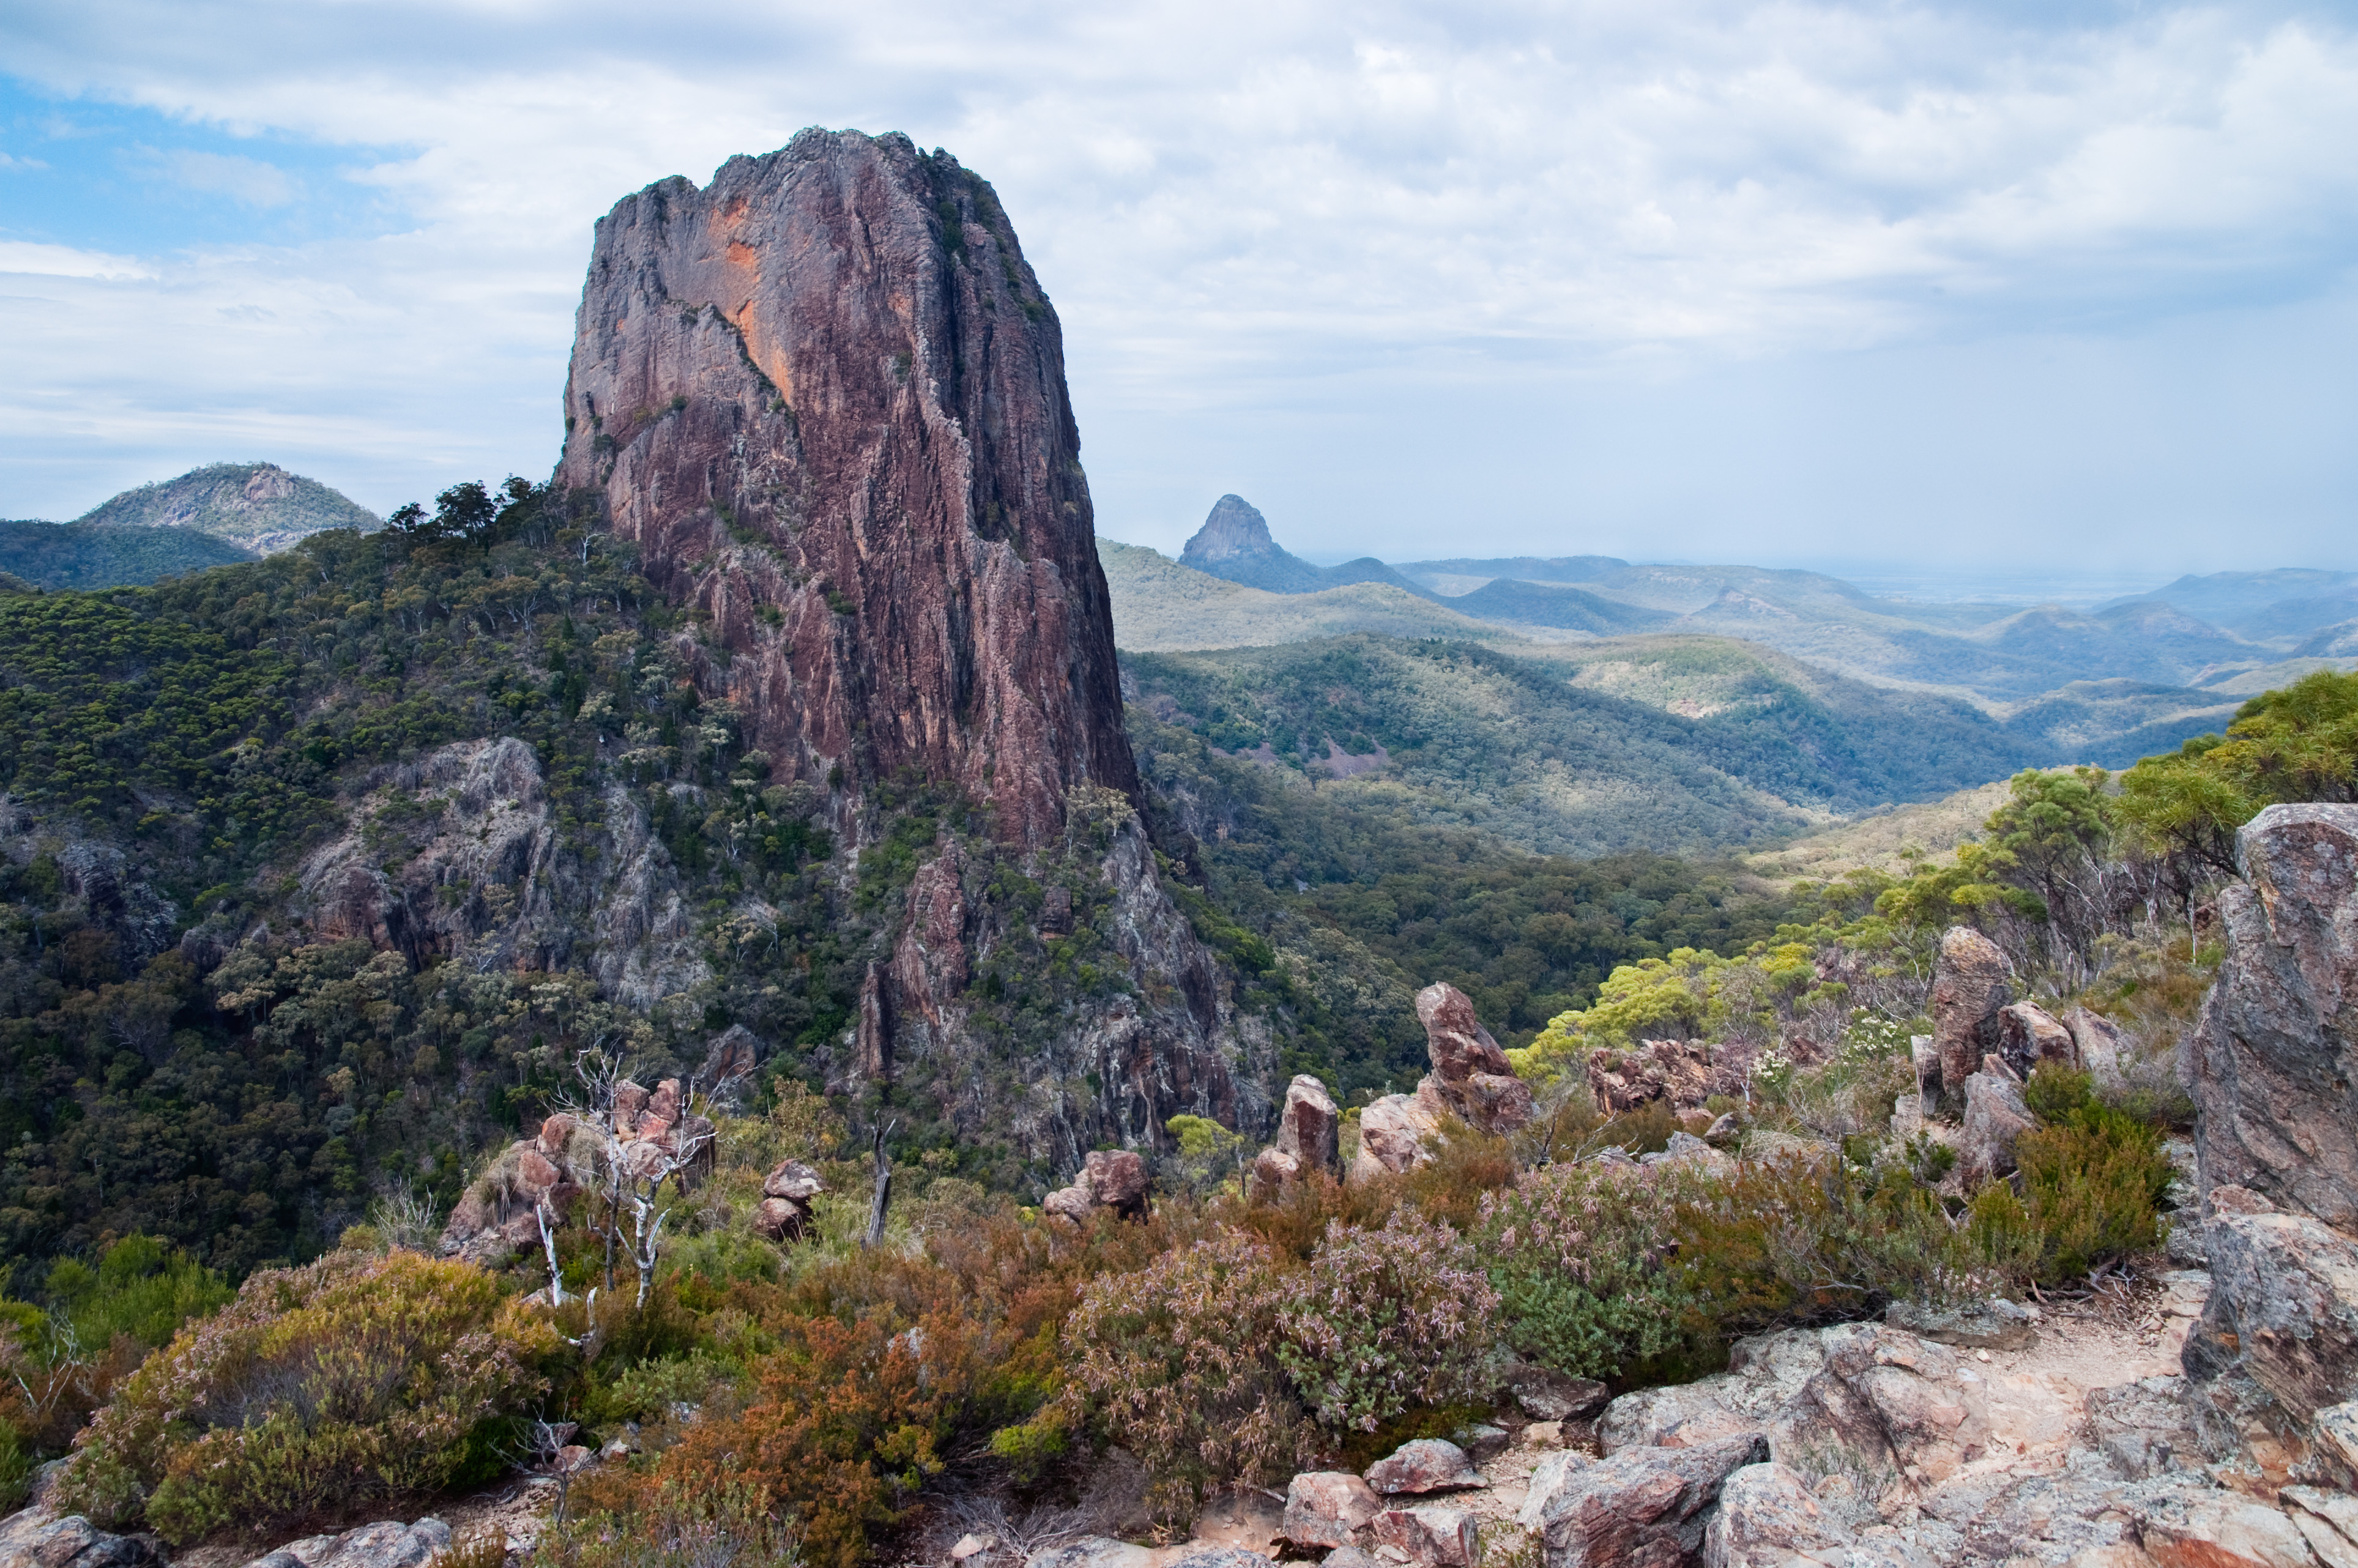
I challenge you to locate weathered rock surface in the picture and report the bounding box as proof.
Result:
[236,1518,453,1568]
[1958,1068,2034,1186]
[2187,805,2358,1225]
[1527,1433,1768,1568]
[1371,1506,1479,1568]
[1043,1148,1151,1224]
[2132,1488,2318,1568]
[1702,1462,1856,1568]
[1931,926,2012,1101]
[442,1079,713,1264]
[2183,1186,2358,1485]
[1587,1039,1732,1117]
[554,128,1254,1159]
[1886,1296,2039,1351]
[1284,1473,1383,1549]
[1366,1440,1487,1495]
[1415,983,1532,1134]
[1508,1362,1612,1422]
[1277,1074,1343,1175]
[1998,1003,2081,1081]
[1353,1090,1445,1181]
[753,1158,827,1241]
[1024,1539,1156,1568]
[0,1512,164,1568]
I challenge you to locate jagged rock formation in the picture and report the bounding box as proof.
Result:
[1352,985,1531,1180]
[1252,1074,1342,1197]
[554,129,1255,1153]
[1043,1148,1151,1225]
[2187,804,2358,1222]
[1586,1039,1735,1116]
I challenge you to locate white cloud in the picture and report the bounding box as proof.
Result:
[0,240,152,278]
[0,0,2352,567]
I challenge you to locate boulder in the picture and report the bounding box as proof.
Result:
[1886,1296,2039,1351]
[1024,1540,1156,1568]
[1454,1424,1511,1463]
[1082,1150,1150,1219]
[1702,1462,1854,1568]
[764,1159,827,1203]
[1415,983,1532,1134]
[2084,1377,2203,1481]
[1284,1473,1384,1549]
[1931,926,2012,1102]
[1958,1068,2034,1185]
[1642,1131,1733,1176]
[2184,1186,2358,1482]
[2133,1490,2318,1568]
[1371,1506,1479,1568]
[240,1520,454,1568]
[2000,1003,2081,1080]
[1043,1185,1096,1226]
[2066,1007,2132,1094]
[1587,1039,1729,1116]
[614,1079,651,1135]
[1277,1075,1344,1174]
[2187,804,2358,1225]
[752,1197,810,1242]
[1527,1433,1768,1568]
[1323,1551,1382,1568]
[1353,1093,1442,1181]
[1508,1362,1612,1422]
[1251,1147,1303,1203]
[0,1514,164,1568]
[699,1023,761,1090]
[1166,1553,1275,1568]
[1365,1439,1486,1495]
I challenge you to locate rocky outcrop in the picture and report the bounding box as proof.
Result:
[1957,1065,2034,1186]
[1524,1433,1768,1568]
[2187,805,2358,1224]
[1253,1074,1342,1198]
[1997,1003,2080,1080]
[1282,1474,1382,1550]
[556,129,1131,846]
[1931,927,2011,1102]
[2182,1186,2358,1488]
[554,129,1255,1156]
[1415,984,1532,1134]
[1179,496,1328,593]
[754,1159,825,1241]
[441,1082,710,1265]
[236,1519,453,1568]
[1366,1440,1486,1496]
[1354,1091,1444,1181]
[1044,1148,1150,1225]
[0,1512,163,1568]
[1586,1039,1731,1117]
[1371,1506,1479,1568]
[1702,1462,1858,1568]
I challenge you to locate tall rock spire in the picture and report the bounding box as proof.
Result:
[556,128,1135,845]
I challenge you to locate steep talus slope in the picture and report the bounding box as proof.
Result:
[556,129,1255,1149]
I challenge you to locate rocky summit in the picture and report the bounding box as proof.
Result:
[557,128,1129,849]
[557,128,1254,1154]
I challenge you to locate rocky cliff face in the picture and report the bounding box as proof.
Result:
[554,130,1259,1156]
[556,128,1130,849]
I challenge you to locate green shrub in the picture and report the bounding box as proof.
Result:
[586,1350,740,1429]
[45,1235,230,1353]
[56,1249,560,1543]
[1273,1211,1498,1433]
[1479,1162,1714,1381]
[1063,1230,1311,1520]
[0,1418,31,1515]
[1974,1120,2170,1285]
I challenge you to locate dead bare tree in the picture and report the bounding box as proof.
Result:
[553,1045,744,1309]
[864,1120,896,1249]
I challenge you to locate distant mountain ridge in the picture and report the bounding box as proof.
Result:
[2,462,381,590]
[72,462,380,554]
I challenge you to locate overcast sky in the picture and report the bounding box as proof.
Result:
[2,0,2354,579]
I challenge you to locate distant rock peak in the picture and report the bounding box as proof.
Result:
[1183,494,1282,567]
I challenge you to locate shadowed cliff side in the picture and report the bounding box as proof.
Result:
[555,128,1262,1151]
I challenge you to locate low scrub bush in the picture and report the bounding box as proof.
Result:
[56,1249,560,1544]
[1063,1230,1310,1520]
[539,1479,801,1568]
[1274,1211,1497,1433]
[1479,1161,1715,1383]
[1972,1066,2171,1285]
